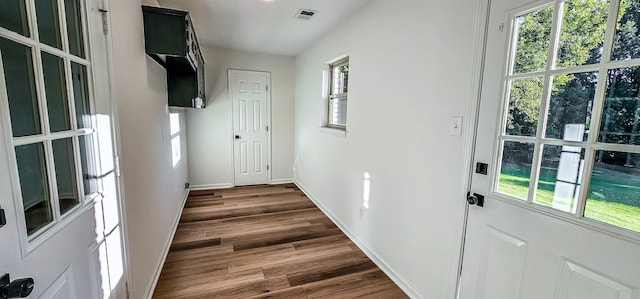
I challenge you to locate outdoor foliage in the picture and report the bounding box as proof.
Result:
[499,0,640,231]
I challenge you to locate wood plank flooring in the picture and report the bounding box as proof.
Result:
[153,184,408,299]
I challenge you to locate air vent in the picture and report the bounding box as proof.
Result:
[294,9,318,20]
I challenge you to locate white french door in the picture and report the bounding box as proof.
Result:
[230,70,270,186]
[459,0,640,298]
[0,0,126,298]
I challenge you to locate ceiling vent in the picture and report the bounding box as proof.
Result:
[294,9,318,20]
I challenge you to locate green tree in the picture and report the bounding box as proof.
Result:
[508,0,630,141]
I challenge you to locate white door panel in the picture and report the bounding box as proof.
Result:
[230,70,270,186]
[40,268,77,299]
[459,0,640,297]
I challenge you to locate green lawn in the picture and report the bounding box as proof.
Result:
[498,164,640,233]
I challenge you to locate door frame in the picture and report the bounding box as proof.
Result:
[99,0,132,296]
[452,0,495,297]
[228,69,272,187]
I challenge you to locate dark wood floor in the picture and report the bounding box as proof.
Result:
[152,184,408,298]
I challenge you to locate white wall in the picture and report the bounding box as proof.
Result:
[294,0,481,298]
[187,46,295,188]
[110,0,189,297]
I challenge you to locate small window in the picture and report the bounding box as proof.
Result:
[328,57,349,129]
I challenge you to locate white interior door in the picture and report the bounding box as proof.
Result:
[459,0,640,298]
[230,70,270,186]
[0,0,126,298]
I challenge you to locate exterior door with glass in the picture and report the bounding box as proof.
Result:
[0,0,125,298]
[459,0,640,298]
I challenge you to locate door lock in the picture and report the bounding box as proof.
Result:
[0,274,34,299]
[466,192,485,207]
[234,135,241,139]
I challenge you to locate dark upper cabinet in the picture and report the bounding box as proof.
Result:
[142,6,206,108]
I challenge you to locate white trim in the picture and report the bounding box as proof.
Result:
[270,178,294,185]
[190,183,234,190]
[94,0,133,296]
[294,181,422,299]
[145,188,189,299]
[453,0,492,297]
[318,126,347,137]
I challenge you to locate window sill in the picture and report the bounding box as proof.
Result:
[319,126,347,137]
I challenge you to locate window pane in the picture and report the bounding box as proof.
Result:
[42,52,71,132]
[556,0,610,68]
[0,0,29,36]
[329,97,347,127]
[506,77,544,137]
[331,62,348,95]
[535,144,585,213]
[35,0,62,49]
[512,6,554,74]
[0,37,41,137]
[546,72,598,141]
[611,0,640,61]
[52,138,79,214]
[79,134,98,195]
[71,62,91,129]
[64,0,85,58]
[586,151,640,233]
[15,143,53,235]
[497,141,535,200]
[598,67,640,145]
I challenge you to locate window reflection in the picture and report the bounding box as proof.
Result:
[546,72,598,141]
[498,141,535,200]
[0,0,30,37]
[506,77,544,137]
[34,0,62,49]
[586,151,640,232]
[52,138,80,215]
[611,0,640,61]
[598,67,640,145]
[15,143,53,235]
[535,145,585,213]
[0,37,41,137]
[512,6,554,74]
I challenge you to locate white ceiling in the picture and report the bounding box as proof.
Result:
[156,0,373,56]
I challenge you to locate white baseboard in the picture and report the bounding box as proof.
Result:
[145,189,190,299]
[294,181,422,299]
[190,183,233,190]
[270,178,294,185]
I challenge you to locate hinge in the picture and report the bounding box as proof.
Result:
[266,126,269,132]
[99,8,109,35]
[114,155,121,177]
[266,85,269,92]
[266,165,270,171]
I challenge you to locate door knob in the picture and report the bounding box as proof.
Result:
[466,192,484,207]
[235,135,241,139]
[0,274,34,299]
